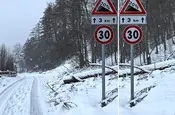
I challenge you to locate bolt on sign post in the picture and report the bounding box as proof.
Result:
[91,0,117,107]
[120,0,147,106]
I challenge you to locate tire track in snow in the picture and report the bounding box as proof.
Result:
[0,78,25,115]
[0,78,24,97]
[30,77,47,115]
[2,77,34,115]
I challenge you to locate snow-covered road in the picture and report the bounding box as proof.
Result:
[0,76,47,115]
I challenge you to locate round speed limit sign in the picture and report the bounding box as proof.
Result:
[95,26,114,44]
[123,25,142,45]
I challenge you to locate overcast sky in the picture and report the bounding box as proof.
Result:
[0,0,54,48]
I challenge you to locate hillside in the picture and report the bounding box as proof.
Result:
[119,64,175,115]
[40,59,118,115]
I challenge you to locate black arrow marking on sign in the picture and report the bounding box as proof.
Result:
[93,18,96,23]
[141,17,144,23]
[122,18,125,23]
[113,18,116,23]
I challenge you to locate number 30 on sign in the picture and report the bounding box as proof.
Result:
[123,25,142,45]
[95,26,114,44]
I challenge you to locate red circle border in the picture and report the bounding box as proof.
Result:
[94,25,114,44]
[123,25,143,45]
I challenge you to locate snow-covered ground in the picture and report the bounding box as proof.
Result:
[0,59,118,115]
[0,76,22,93]
[0,75,48,115]
[36,58,175,115]
[41,59,118,115]
[119,66,175,115]
[1,57,175,115]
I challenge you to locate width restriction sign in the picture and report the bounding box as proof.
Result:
[123,25,142,44]
[91,0,117,25]
[95,25,114,44]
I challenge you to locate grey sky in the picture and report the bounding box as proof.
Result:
[0,0,54,48]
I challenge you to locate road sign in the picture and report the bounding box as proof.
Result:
[123,25,142,44]
[120,15,146,24]
[95,25,114,44]
[92,0,117,15]
[120,0,146,15]
[91,0,117,25]
[120,0,147,25]
[91,16,117,25]
[94,25,114,106]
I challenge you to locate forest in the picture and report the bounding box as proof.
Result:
[0,44,15,72]
[12,0,175,72]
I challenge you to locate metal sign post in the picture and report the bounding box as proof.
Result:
[130,44,134,102]
[102,44,106,106]
[123,25,143,106]
[91,0,117,107]
[120,0,147,105]
[94,25,114,106]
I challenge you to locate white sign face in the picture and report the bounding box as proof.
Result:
[97,28,111,42]
[120,15,146,25]
[99,0,113,12]
[127,0,142,12]
[95,26,113,44]
[125,28,140,42]
[123,25,142,44]
[91,16,117,25]
[120,0,147,15]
